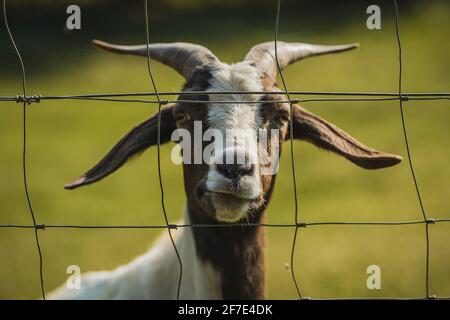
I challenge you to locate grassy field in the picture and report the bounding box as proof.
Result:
[0,1,449,299]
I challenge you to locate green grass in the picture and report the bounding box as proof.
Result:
[0,2,449,299]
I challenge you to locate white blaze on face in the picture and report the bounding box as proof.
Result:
[204,62,263,220]
[207,62,263,134]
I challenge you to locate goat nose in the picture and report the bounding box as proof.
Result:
[216,163,255,179]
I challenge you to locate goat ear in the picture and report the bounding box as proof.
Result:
[65,104,176,190]
[286,104,402,169]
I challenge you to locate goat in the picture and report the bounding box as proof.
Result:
[48,40,402,299]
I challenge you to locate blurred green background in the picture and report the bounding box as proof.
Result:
[0,0,449,299]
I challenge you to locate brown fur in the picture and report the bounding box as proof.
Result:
[177,70,290,299]
[66,53,401,300]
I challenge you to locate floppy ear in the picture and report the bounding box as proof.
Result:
[65,104,176,190]
[286,104,402,169]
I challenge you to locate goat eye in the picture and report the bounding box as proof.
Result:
[278,109,290,122]
[174,112,189,124]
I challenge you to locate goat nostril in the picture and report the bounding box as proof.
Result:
[216,163,230,177]
[240,164,255,176]
[216,163,255,179]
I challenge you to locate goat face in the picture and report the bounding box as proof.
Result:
[175,62,291,222]
[64,40,402,224]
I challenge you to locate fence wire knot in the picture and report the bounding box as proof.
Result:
[15,94,42,105]
[1,0,449,301]
[400,94,409,101]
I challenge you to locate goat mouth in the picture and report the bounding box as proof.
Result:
[204,189,257,201]
[196,182,261,222]
[197,181,259,202]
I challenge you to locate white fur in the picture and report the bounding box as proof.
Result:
[49,62,265,299]
[207,62,263,134]
[48,210,222,300]
[205,62,263,214]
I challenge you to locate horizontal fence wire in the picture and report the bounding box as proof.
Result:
[2,218,450,229]
[0,0,449,300]
[1,92,449,105]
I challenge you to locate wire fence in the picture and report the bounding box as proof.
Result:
[1,0,449,300]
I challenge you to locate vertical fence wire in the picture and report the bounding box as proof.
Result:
[273,0,303,300]
[143,0,183,300]
[392,0,432,299]
[2,0,46,300]
[0,0,448,300]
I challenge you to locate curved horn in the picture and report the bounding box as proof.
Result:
[245,41,359,82]
[92,39,219,80]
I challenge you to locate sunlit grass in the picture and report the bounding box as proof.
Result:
[0,2,449,299]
